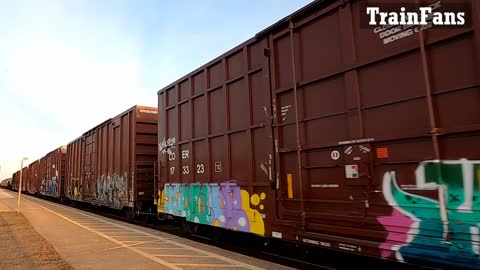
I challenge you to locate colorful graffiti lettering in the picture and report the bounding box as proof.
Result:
[40,170,61,196]
[95,173,129,208]
[379,159,480,269]
[40,177,58,196]
[158,182,266,235]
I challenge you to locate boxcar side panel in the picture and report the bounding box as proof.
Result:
[11,171,19,191]
[158,37,274,236]
[84,128,98,201]
[40,147,66,198]
[66,106,157,211]
[66,137,84,201]
[21,166,29,192]
[89,106,158,210]
[28,160,39,194]
[39,156,47,195]
[25,163,33,194]
[267,0,480,269]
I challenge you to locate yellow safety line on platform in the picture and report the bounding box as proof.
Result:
[103,239,168,251]
[138,247,185,250]
[175,264,246,268]
[153,254,209,257]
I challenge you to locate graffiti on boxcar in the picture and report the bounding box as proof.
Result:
[40,178,45,193]
[95,172,129,208]
[129,177,134,208]
[159,137,176,155]
[379,159,480,268]
[39,169,60,196]
[40,177,58,196]
[158,182,266,235]
[47,177,58,194]
[69,177,81,199]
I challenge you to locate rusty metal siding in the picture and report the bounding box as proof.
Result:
[66,106,158,211]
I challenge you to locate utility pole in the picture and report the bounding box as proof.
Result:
[17,157,28,213]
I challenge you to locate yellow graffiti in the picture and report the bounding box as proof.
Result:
[157,190,165,213]
[241,190,265,236]
[251,194,260,206]
[213,219,220,227]
[219,198,224,208]
[198,197,202,214]
[260,192,266,200]
[477,168,480,192]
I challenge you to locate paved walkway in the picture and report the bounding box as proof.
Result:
[0,189,295,270]
[0,189,14,211]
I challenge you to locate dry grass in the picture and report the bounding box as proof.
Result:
[0,212,73,270]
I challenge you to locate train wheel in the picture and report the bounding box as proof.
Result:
[178,218,199,234]
[125,208,135,220]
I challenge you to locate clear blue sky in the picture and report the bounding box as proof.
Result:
[0,0,313,179]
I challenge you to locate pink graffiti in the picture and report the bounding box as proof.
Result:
[377,209,414,258]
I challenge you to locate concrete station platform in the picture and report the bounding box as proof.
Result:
[0,189,295,270]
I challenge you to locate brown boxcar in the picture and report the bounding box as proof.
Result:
[157,1,479,269]
[0,178,12,188]
[66,105,158,212]
[21,165,29,192]
[39,147,66,198]
[11,171,19,191]
[27,160,40,195]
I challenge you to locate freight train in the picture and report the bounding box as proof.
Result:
[9,105,158,214]
[65,105,158,216]
[4,1,479,269]
[0,178,12,189]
